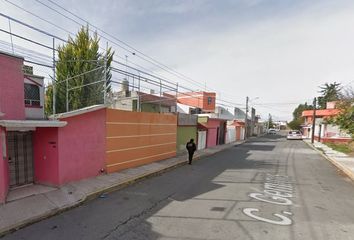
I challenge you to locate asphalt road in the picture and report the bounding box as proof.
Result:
[3,134,354,240]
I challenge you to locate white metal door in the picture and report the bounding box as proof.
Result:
[197,131,206,150]
[226,127,236,143]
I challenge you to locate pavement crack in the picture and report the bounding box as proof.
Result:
[100,193,174,239]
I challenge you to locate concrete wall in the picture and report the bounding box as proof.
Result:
[177,126,197,153]
[57,108,106,184]
[0,53,25,120]
[178,113,197,126]
[215,106,234,120]
[106,109,177,173]
[177,114,197,152]
[33,128,59,186]
[0,127,9,203]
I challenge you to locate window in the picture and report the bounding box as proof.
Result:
[207,97,212,105]
[24,83,40,106]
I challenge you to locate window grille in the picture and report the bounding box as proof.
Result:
[24,83,40,106]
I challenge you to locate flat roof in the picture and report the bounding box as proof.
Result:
[0,120,67,128]
[0,50,24,60]
[51,105,106,119]
[302,109,340,117]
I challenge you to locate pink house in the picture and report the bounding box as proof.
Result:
[0,51,179,204]
[0,51,67,203]
[197,116,227,148]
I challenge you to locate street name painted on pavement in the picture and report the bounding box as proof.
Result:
[243,174,294,226]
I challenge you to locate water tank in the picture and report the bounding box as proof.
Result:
[121,80,129,92]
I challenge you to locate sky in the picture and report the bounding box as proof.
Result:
[1,0,354,121]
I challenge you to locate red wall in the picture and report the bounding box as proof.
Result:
[315,136,352,143]
[0,127,9,203]
[0,53,25,120]
[177,92,216,112]
[57,109,106,184]
[33,128,59,186]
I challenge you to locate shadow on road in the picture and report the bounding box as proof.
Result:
[3,137,279,240]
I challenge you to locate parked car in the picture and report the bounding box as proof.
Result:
[287,130,302,140]
[268,129,276,135]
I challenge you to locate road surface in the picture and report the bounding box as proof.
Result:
[3,134,354,240]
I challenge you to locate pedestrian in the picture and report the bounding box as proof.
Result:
[186,138,197,165]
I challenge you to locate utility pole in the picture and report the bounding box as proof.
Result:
[311,97,317,144]
[52,38,56,117]
[137,73,141,112]
[175,82,179,113]
[103,42,108,105]
[244,96,249,139]
[267,113,271,132]
[159,80,162,113]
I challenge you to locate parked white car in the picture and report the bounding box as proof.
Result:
[268,129,276,135]
[287,130,302,140]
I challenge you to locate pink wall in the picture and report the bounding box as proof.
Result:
[207,128,217,148]
[33,128,59,186]
[0,53,25,120]
[206,119,223,147]
[207,119,221,128]
[57,109,106,184]
[0,127,9,203]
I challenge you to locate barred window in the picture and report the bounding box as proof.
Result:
[24,83,40,106]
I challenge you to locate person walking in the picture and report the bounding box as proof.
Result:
[186,138,197,165]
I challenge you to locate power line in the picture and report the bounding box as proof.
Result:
[39,0,207,87]
[32,0,242,99]
[0,11,245,108]
[0,11,66,42]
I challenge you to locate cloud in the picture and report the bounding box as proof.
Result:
[130,0,354,120]
[1,0,354,120]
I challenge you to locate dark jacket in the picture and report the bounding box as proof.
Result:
[186,141,196,153]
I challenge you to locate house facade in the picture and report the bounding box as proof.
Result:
[197,116,227,148]
[0,51,66,203]
[177,91,216,113]
[301,102,351,143]
[110,81,176,113]
[176,113,197,153]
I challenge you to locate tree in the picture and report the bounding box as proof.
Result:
[268,114,275,129]
[288,118,303,130]
[292,102,313,119]
[46,26,114,114]
[287,103,313,130]
[328,87,354,138]
[318,82,342,109]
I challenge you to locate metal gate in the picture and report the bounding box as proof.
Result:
[7,131,34,187]
[197,130,206,150]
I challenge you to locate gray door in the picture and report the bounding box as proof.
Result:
[7,131,34,187]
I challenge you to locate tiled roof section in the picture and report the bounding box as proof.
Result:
[302,109,340,117]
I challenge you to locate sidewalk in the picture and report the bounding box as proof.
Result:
[304,139,354,181]
[0,140,245,236]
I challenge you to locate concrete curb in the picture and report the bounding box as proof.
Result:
[303,140,354,182]
[0,140,245,237]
